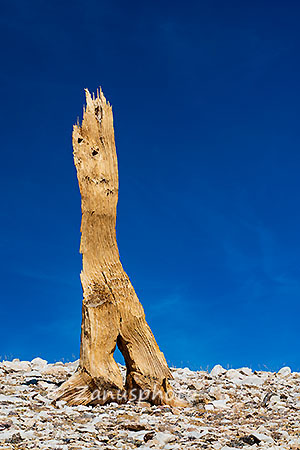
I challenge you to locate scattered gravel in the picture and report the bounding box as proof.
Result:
[0,359,299,449]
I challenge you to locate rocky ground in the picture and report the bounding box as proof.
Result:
[0,359,299,450]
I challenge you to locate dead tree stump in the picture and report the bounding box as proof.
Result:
[55,89,178,406]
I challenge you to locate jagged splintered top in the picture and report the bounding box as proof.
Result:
[77,87,111,124]
[72,86,118,210]
[74,87,115,147]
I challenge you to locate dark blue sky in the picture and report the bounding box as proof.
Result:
[1,0,299,371]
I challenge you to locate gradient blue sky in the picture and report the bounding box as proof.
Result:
[1,0,299,371]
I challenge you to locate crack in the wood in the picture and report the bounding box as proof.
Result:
[101,271,117,305]
[94,105,102,124]
[84,175,110,185]
[84,280,114,308]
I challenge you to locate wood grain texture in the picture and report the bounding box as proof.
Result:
[55,89,177,406]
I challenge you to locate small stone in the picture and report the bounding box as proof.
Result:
[55,400,67,408]
[127,429,149,443]
[226,369,243,381]
[240,434,261,445]
[76,424,97,433]
[212,443,222,450]
[144,431,155,442]
[137,401,151,409]
[238,367,253,376]
[269,394,281,404]
[41,365,67,376]
[290,439,300,450]
[177,367,194,376]
[155,431,176,445]
[2,360,31,372]
[251,432,274,444]
[205,403,214,411]
[5,432,23,444]
[212,399,228,409]
[24,370,42,378]
[186,430,205,439]
[278,366,292,377]
[0,420,13,431]
[240,375,264,386]
[0,394,23,403]
[210,365,227,377]
[123,422,147,431]
[33,394,50,404]
[31,357,48,370]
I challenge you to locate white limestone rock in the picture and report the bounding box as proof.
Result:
[210,364,227,377]
[212,399,229,409]
[31,357,48,370]
[238,367,253,376]
[277,366,292,377]
[186,430,206,439]
[252,431,274,444]
[2,359,31,372]
[155,431,176,445]
[240,375,264,386]
[41,364,67,376]
[226,369,243,381]
[0,394,23,403]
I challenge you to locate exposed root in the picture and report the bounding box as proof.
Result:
[53,369,126,406]
[52,368,187,407]
[125,371,188,407]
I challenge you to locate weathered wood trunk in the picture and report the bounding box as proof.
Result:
[55,89,176,406]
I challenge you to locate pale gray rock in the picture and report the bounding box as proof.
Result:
[41,364,67,376]
[251,431,274,444]
[31,357,48,370]
[238,367,253,376]
[155,431,176,445]
[24,370,43,378]
[0,394,23,403]
[226,369,243,381]
[186,430,206,439]
[210,364,227,377]
[277,366,292,377]
[127,429,149,443]
[269,394,281,404]
[212,399,229,409]
[205,403,214,411]
[240,375,264,386]
[2,359,31,372]
[76,424,97,433]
